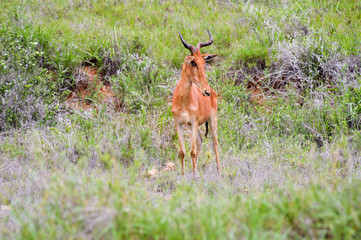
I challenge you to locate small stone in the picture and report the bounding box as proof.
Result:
[0,205,11,211]
[148,169,158,177]
[165,162,176,170]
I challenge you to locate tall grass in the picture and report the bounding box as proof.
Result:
[1,107,360,238]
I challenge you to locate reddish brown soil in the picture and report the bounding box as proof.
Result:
[65,66,121,111]
[250,86,265,106]
[246,73,267,107]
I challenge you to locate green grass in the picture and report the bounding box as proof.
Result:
[4,0,360,67]
[12,170,361,239]
[1,0,361,239]
[1,108,360,238]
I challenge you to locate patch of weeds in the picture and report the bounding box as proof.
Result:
[336,83,361,130]
[0,23,59,130]
[108,51,171,111]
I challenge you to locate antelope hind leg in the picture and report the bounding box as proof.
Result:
[196,129,203,164]
[209,116,221,174]
[190,123,198,173]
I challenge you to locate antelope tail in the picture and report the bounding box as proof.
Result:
[205,121,209,138]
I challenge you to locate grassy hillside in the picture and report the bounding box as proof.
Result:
[1,0,361,239]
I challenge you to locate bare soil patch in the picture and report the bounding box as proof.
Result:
[65,66,121,111]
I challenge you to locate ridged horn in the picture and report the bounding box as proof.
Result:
[179,32,197,55]
[196,29,213,49]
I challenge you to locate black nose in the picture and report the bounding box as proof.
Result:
[204,90,210,96]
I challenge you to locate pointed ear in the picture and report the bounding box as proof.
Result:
[202,54,218,62]
[184,55,195,63]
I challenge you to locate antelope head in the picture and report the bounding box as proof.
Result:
[179,29,218,96]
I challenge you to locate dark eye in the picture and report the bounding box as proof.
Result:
[191,61,197,67]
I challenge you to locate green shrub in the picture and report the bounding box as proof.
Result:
[108,51,171,111]
[0,24,59,130]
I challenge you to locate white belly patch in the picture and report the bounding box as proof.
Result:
[178,112,192,125]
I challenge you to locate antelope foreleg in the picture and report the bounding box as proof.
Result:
[175,122,186,175]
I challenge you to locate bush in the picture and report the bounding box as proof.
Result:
[106,50,172,111]
[0,24,59,130]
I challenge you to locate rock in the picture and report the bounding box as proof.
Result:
[0,205,11,211]
[148,169,158,177]
[164,162,176,172]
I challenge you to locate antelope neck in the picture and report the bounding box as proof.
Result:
[177,65,195,106]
